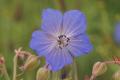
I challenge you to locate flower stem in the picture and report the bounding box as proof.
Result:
[73,59,78,80]
[52,71,60,80]
[13,55,18,80]
[104,60,120,66]
[2,64,10,80]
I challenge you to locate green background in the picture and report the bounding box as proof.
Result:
[0,0,120,80]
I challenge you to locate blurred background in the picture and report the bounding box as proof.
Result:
[0,0,120,80]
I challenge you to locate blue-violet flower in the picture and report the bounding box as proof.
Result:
[30,8,92,71]
[115,22,120,44]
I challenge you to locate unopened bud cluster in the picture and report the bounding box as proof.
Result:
[0,56,5,65]
[92,61,107,77]
[21,55,40,71]
[36,67,50,80]
[113,70,120,80]
[15,48,40,71]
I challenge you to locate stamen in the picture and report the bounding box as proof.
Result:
[57,35,70,49]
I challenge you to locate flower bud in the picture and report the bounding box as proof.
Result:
[0,56,5,65]
[113,70,120,80]
[21,55,40,71]
[92,62,107,77]
[15,48,31,60]
[36,67,50,80]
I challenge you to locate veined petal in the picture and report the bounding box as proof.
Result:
[46,47,72,71]
[30,30,56,56]
[41,8,63,37]
[68,34,92,57]
[63,10,86,37]
[30,9,93,71]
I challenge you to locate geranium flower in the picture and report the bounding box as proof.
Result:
[114,22,120,44]
[30,8,92,71]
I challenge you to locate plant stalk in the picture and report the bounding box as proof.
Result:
[13,55,18,80]
[2,64,10,80]
[73,59,78,80]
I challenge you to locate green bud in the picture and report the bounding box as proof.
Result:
[92,62,107,77]
[36,67,50,80]
[0,56,5,65]
[113,70,120,80]
[22,55,40,71]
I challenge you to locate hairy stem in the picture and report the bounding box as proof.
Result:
[2,64,10,80]
[73,59,78,80]
[52,71,60,80]
[13,55,18,80]
[104,61,118,64]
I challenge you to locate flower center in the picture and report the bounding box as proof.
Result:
[57,35,70,49]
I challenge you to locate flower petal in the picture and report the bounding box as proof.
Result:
[115,23,120,43]
[41,8,63,37]
[68,34,92,57]
[46,47,72,71]
[30,30,56,56]
[63,10,86,37]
